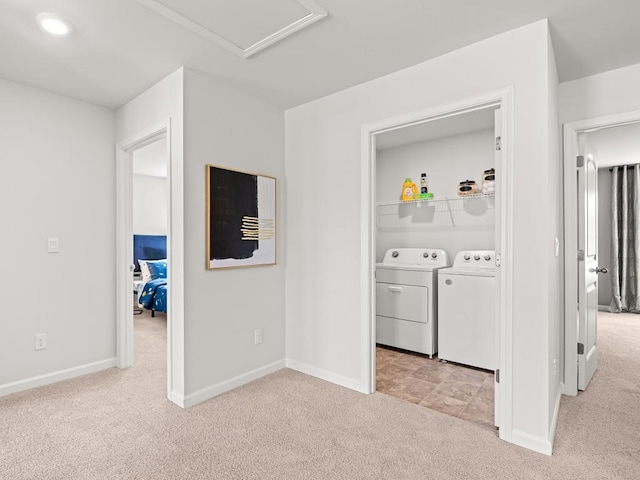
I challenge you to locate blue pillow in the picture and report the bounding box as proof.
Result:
[147,260,167,280]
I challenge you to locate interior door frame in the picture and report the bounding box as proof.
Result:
[360,87,515,442]
[116,119,184,405]
[563,109,640,396]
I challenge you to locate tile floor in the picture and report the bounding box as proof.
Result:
[376,345,495,428]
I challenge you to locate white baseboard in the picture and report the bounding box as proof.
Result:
[598,305,611,312]
[548,387,562,452]
[286,358,366,393]
[511,429,553,456]
[180,359,285,409]
[0,358,118,398]
[168,390,185,408]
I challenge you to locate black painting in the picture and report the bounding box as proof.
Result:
[209,167,258,260]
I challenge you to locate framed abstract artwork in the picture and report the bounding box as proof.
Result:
[206,165,276,269]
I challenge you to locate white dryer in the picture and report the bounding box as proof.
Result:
[438,250,496,371]
[376,248,450,357]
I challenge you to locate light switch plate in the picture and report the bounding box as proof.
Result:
[48,237,59,253]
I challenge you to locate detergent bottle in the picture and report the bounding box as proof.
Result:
[401,178,418,201]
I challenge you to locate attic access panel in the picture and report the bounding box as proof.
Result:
[135,0,327,58]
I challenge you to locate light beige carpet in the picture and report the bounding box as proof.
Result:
[1,312,639,479]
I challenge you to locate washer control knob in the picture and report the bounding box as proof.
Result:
[474,255,481,261]
[423,252,429,258]
[484,255,491,261]
[464,254,471,261]
[392,251,399,258]
[431,252,438,258]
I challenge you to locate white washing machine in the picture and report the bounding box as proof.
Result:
[376,248,450,357]
[438,250,496,370]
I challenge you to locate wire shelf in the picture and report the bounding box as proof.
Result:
[376,192,495,207]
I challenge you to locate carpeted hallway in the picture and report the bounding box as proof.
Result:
[1,312,639,479]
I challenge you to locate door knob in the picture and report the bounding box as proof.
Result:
[590,267,608,274]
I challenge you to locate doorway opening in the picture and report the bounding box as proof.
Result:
[361,89,514,439]
[584,123,640,312]
[116,123,175,401]
[563,111,640,395]
[131,137,168,369]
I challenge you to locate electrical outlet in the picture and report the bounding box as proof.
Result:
[35,333,47,351]
[254,329,263,345]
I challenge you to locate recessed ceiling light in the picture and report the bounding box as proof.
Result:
[37,13,72,36]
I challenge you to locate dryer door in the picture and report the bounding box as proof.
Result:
[376,283,428,323]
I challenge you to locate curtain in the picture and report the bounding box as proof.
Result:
[610,164,640,313]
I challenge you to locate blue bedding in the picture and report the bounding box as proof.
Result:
[139,278,167,314]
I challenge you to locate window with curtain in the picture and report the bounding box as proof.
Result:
[610,164,640,313]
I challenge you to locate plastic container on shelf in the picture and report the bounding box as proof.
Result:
[457,179,479,196]
[401,178,418,201]
[482,168,495,194]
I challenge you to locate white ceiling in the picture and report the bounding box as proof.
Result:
[1,0,640,110]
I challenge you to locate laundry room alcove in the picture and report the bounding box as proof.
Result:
[372,102,502,429]
[374,106,498,261]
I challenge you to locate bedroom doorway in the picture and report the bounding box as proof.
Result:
[116,121,177,403]
[132,138,168,319]
[563,109,640,396]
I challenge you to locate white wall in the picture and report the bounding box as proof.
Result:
[116,68,185,399]
[0,78,116,393]
[182,69,285,399]
[116,67,286,406]
[285,20,562,453]
[133,174,168,235]
[560,62,640,124]
[545,30,562,438]
[132,138,169,236]
[376,129,495,262]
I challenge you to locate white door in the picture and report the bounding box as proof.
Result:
[577,156,602,390]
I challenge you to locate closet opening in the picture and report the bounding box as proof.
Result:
[361,90,514,439]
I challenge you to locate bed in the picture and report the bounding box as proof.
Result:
[133,234,167,317]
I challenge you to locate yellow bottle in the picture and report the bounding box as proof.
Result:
[401,177,418,201]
